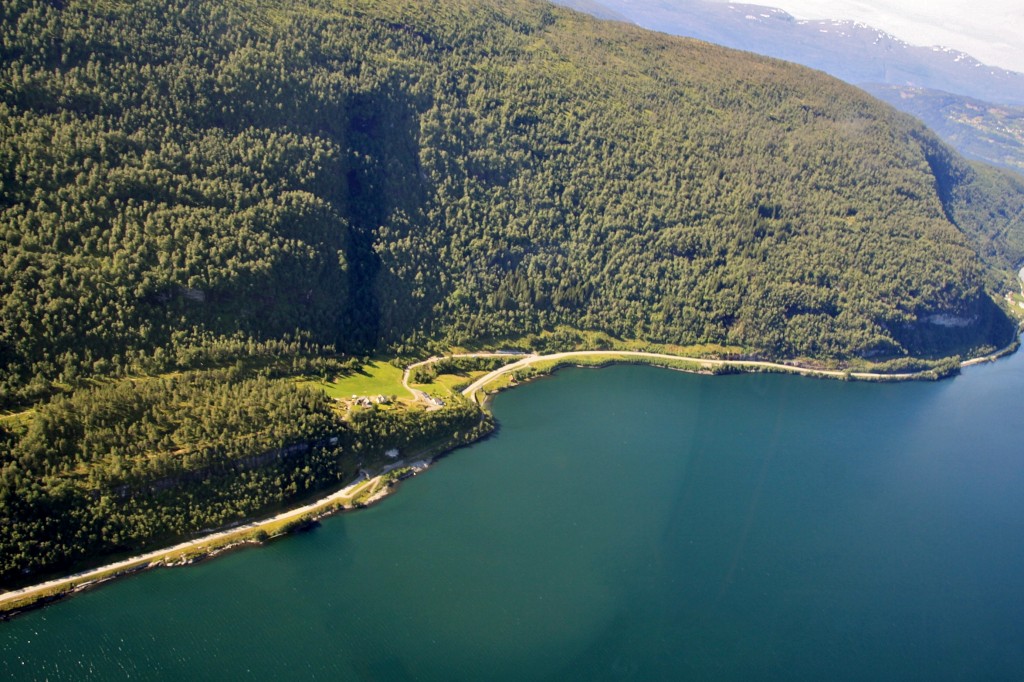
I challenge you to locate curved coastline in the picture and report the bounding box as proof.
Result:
[0,455,444,619]
[2,340,1019,618]
[460,342,1022,402]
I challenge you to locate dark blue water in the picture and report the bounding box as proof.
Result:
[3,353,1024,680]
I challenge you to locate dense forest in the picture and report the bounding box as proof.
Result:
[2,0,1024,584]
[3,0,1024,405]
[0,368,489,584]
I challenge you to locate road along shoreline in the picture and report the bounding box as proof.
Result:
[460,344,1021,402]
[3,340,1019,617]
[0,457,438,618]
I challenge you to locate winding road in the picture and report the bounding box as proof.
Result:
[458,350,912,398]
[402,352,529,402]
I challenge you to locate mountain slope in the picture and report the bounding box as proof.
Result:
[1,0,1023,406]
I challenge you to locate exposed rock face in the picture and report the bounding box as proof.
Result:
[893,293,1014,357]
[181,288,206,303]
[923,314,976,328]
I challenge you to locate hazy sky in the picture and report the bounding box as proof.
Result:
[734,0,1024,73]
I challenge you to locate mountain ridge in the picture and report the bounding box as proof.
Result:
[862,84,1024,175]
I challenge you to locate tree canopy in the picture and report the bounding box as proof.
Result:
[2,0,1023,407]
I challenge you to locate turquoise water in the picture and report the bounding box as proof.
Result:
[3,353,1024,680]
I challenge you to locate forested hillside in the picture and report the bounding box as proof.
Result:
[2,0,1024,585]
[3,0,1023,406]
[0,365,489,584]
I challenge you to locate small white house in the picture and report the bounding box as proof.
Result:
[385,448,399,458]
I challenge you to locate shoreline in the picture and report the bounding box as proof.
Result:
[3,339,1019,618]
[0,454,445,620]
[460,341,1022,402]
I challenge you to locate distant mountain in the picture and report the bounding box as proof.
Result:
[553,0,1024,106]
[551,0,1024,173]
[863,85,1024,175]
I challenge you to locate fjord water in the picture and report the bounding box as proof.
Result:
[4,354,1024,680]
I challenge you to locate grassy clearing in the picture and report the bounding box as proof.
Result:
[0,408,34,429]
[412,370,489,397]
[1007,292,1024,318]
[299,359,407,399]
